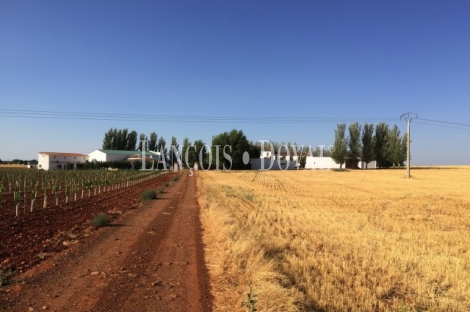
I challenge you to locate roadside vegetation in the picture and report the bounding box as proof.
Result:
[141,189,157,201]
[197,167,470,311]
[0,268,14,287]
[91,213,110,228]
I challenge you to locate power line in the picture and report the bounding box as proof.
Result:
[418,118,470,127]
[414,121,470,130]
[0,114,400,123]
[0,109,398,124]
[414,149,470,151]
[1,109,468,130]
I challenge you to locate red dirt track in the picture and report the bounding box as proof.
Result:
[0,172,213,311]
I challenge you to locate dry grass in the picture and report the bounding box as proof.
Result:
[197,167,470,311]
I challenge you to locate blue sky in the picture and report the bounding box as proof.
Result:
[1,0,469,165]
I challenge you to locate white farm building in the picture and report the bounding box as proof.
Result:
[38,152,89,170]
[305,157,343,170]
[88,149,161,163]
[250,147,297,170]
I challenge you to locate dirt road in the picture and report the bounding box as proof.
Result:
[1,172,213,311]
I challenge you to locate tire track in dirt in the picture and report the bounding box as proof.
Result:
[1,172,213,312]
[92,172,212,311]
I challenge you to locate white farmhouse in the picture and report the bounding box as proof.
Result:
[38,152,89,170]
[88,149,161,163]
[249,143,304,170]
[305,157,343,170]
[260,149,275,159]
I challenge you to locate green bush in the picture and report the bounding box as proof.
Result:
[91,213,110,228]
[157,188,164,194]
[241,282,258,312]
[172,175,180,182]
[141,189,157,201]
[164,182,170,187]
[0,268,13,287]
[245,194,254,202]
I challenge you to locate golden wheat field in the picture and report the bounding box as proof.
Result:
[197,167,470,312]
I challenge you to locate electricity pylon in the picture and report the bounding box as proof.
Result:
[400,112,418,178]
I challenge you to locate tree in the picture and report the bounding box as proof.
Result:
[138,133,148,151]
[169,136,180,167]
[385,125,407,167]
[287,142,292,153]
[102,128,114,150]
[102,128,138,150]
[149,132,158,151]
[330,123,347,169]
[180,138,205,168]
[347,122,362,168]
[271,140,280,157]
[126,131,138,151]
[212,132,230,170]
[384,125,398,167]
[312,146,321,157]
[247,141,261,159]
[157,137,167,168]
[117,129,128,150]
[361,123,375,168]
[398,133,407,166]
[374,123,389,168]
[114,129,122,150]
[181,138,190,168]
[311,145,331,157]
[212,129,250,170]
[193,139,206,167]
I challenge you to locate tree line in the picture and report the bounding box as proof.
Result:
[101,124,407,171]
[101,128,209,169]
[0,159,38,165]
[102,128,169,153]
[330,122,407,169]
[101,128,260,170]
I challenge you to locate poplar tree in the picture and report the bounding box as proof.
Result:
[149,132,158,151]
[361,123,375,168]
[347,122,362,168]
[331,123,347,169]
[126,131,138,150]
[374,123,389,168]
[138,133,148,151]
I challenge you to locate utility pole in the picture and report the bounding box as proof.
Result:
[400,112,418,178]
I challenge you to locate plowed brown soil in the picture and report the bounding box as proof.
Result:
[0,172,212,311]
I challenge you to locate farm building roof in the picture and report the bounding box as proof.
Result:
[39,152,88,157]
[96,149,158,156]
